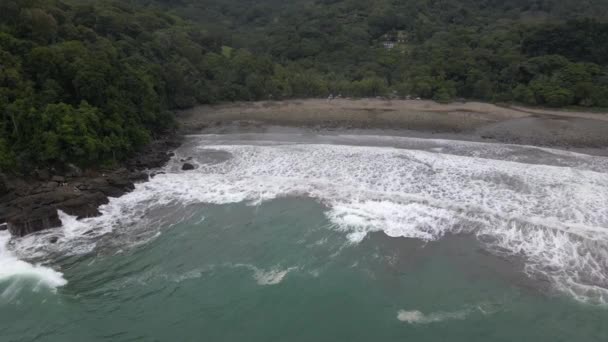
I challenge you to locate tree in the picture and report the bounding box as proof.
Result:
[512,84,536,105]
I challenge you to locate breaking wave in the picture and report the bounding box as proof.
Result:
[0,231,67,297]
[7,133,608,304]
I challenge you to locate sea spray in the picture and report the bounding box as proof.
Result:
[0,231,67,297]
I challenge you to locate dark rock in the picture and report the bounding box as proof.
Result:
[128,137,181,170]
[88,178,109,189]
[130,153,168,169]
[51,175,66,183]
[11,179,32,196]
[150,171,166,178]
[106,170,135,191]
[98,185,127,198]
[182,163,195,171]
[36,169,51,181]
[128,171,149,182]
[43,182,59,191]
[0,132,182,238]
[49,236,58,243]
[7,207,62,237]
[56,191,109,219]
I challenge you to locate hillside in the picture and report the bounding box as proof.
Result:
[2,0,608,172]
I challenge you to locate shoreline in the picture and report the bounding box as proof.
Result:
[3,98,608,239]
[0,134,182,238]
[178,99,608,154]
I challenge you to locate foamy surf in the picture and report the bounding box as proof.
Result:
[6,133,608,304]
[0,231,67,295]
[397,309,470,324]
[158,137,606,304]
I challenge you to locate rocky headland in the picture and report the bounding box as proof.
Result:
[0,136,182,237]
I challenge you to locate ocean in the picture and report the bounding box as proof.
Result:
[1,128,607,341]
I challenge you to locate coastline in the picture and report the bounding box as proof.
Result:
[3,98,608,240]
[178,99,608,155]
[0,134,182,238]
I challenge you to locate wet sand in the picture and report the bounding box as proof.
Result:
[178,99,608,153]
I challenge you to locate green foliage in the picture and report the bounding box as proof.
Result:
[140,0,608,109]
[0,0,254,172]
[3,0,608,172]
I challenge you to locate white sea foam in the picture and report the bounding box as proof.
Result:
[156,139,606,304]
[6,134,608,303]
[0,231,67,293]
[232,264,296,285]
[397,302,502,324]
[253,268,294,285]
[397,309,470,324]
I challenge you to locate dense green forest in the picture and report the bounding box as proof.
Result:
[144,0,608,106]
[2,0,608,172]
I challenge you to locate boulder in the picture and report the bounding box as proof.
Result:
[7,207,62,237]
[56,191,108,219]
[98,185,127,198]
[182,163,195,171]
[128,171,149,182]
[106,171,135,191]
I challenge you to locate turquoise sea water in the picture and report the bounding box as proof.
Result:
[1,129,608,341]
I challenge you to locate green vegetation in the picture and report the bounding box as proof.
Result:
[0,0,279,172]
[143,0,608,107]
[2,0,608,172]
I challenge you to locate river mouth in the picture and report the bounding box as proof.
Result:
[2,128,608,341]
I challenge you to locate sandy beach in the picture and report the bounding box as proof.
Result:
[178,99,608,151]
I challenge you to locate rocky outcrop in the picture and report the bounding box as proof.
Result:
[0,135,182,237]
[127,138,182,170]
[182,163,195,171]
[0,170,134,236]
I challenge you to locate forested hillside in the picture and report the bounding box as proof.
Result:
[2,0,608,172]
[0,0,285,172]
[144,0,608,107]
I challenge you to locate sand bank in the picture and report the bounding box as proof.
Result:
[178,99,608,150]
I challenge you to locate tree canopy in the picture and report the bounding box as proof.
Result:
[2,0,608,172]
